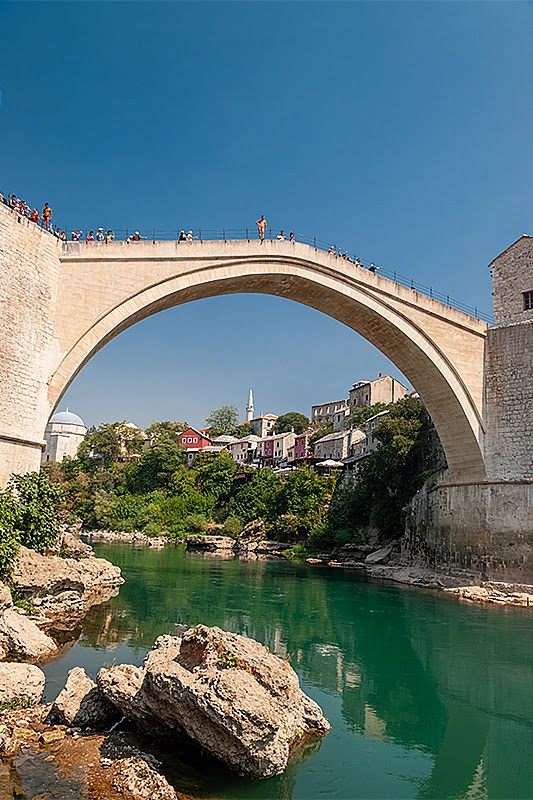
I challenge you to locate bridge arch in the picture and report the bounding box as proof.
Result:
[52,241,487,480]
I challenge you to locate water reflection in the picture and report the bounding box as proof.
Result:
[42,543,533,799]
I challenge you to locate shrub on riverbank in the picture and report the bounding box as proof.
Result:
[0,473,64,579]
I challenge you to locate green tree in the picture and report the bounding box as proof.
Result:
[0,490,19,579]
[205,405,239,436]
[145,420,188,443]
[194,452,237,506]
[231,423,253,439]
[138,431,185,491]
[347,402,387,431]
[79,422,144,465]
[227,468,283,524]
[277,468,338,536]
[273,412,310,435]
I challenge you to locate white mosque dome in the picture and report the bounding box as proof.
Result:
[49,408,86,427]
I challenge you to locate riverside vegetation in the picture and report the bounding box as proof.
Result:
[38,396,441,554]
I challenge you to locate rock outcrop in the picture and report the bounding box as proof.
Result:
[233,519,266,553]
[97,625,330,779]
[0,584,57,659]
[111,756,179,800]
[50,666,119,728]
[0,662,46,704]
[11,546,123,629]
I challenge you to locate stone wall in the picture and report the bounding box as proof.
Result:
[0,205,61,483]
[490,235,533,325]
[405,475,533,582]
[484,321,533,480]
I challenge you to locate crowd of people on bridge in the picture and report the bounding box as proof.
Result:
[1,194,382,275]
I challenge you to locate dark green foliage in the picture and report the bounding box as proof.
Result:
[79,422,144,465]
[194,451,237,507]
[231,423,254,438]
[0,473,64,579]
[144,420,188,442]
[273,412,310,435]
[8,472,64,553]
[347,402,387,430]
[226,468,282,525]
[223,516,243,538]
[0,490,19,580]
[138,431,185,491]
[276,469,338,536]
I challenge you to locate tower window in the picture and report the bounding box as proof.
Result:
[523,291,533,310]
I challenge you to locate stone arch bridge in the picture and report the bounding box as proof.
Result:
[1,205,532,580]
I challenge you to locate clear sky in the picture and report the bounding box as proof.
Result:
[1,1,532,429]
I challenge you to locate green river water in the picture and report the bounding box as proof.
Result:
[40,542,533,800]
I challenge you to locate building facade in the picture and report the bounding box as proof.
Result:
[41,409,87,463]
[310,400,350,430]
[349,375,407,411]
[228,435,261,464]
[249,414,277,438]
[314,429,352,461]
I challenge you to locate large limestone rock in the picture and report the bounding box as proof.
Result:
[0,583,57,659]
[51,667,119,728]
[0,662,46,704]
[233,519,267,553]
[98,626,330,779]
[11,546,123,628]
[111,757,178,800]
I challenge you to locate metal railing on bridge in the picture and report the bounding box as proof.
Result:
[0,192,493,323]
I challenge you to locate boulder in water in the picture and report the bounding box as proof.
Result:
[97,625,330,779]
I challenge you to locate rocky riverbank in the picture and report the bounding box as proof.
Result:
[84,523,533,608]
[0,625,330,798]
[0,533,123,660]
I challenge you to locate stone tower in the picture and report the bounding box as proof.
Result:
[246,388,254,422]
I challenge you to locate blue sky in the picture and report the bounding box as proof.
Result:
[1,1,532,429]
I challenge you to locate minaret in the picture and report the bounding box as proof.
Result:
[246,388,254,422]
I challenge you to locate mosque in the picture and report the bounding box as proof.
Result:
[41,408,87,463]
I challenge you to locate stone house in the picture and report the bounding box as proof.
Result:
[314,429,351,461]
[349,374,407,411]
[310,400,350,430]
[248,414,277,438]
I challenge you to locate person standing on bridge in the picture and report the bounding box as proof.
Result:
[42,203,52,231]
[256,215,267,243]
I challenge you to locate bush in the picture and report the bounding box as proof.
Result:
[183,513,209,533]
[223,516,243,538]
[143,521,163,537]
[8,472,64,553]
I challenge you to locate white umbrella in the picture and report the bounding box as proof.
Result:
[316,459,344,468]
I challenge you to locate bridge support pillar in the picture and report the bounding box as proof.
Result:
[0,206,61,485]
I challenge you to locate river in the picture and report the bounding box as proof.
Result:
[40,542,533,800]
